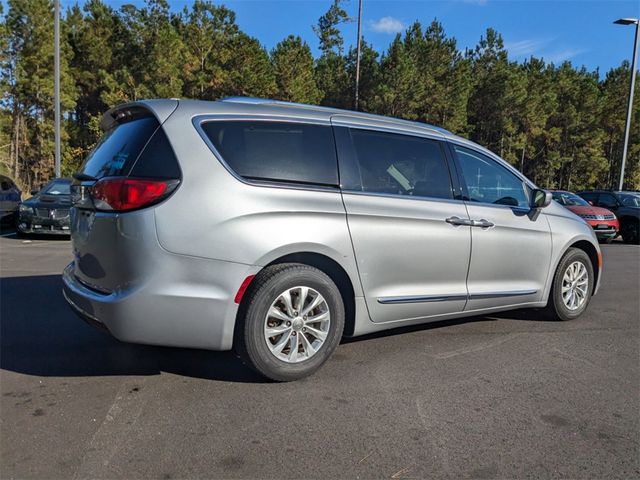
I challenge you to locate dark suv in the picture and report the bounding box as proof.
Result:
[578,190,640,244]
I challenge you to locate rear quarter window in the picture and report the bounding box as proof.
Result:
[200,121,339,187]
[80,111,180,179]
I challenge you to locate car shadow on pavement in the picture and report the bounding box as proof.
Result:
[341,306,559,345]
[0,274,266,383]
[1,274,559,383]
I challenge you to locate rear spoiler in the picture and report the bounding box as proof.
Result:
[100,99,179,131]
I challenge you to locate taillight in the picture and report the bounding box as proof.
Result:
[91,178,179,212]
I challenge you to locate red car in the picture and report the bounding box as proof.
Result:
[551,190,619,242]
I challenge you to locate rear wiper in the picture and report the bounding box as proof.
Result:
[73,172,97,182]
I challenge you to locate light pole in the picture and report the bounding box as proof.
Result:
[614,17,639,191]
[354,0,363,111]
[54,0,61,178]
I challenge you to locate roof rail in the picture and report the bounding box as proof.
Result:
[220,97,275,105]
[219,96,452,136]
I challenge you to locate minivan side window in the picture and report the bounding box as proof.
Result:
[348,129,453,199]
[454,145,529,208]
[201,121,339,187]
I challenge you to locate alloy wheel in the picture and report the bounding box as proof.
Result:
[561,261,589,311]
[263,286,331,363]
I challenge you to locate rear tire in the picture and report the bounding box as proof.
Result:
[542,248,593,321]
[235,263,345,382]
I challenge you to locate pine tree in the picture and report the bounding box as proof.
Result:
[345,40,379,112]
[372,34,422,119]
[313,0,349,107]
[226,33,276,98]
[5,0,76,187]
[601,62,640,189]
[0,0,638,191]
[404,20,471,134]
[180,0,238,99]
[271,35,321,104]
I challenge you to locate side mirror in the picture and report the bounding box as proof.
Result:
[531,189,552,209]
[588,200,594,206]
[30,189,39,196]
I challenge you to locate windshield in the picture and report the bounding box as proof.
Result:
[619,194,640,207]
[42,180,71,195]
[552,191,589,206]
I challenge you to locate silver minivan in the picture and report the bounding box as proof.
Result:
[63,97,602,381]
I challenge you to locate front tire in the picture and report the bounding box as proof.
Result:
[621,220,639,245]
[235,263,345,382]
[543,248,594,321]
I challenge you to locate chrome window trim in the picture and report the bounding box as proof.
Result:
[378,290,538,304]
[192,115,340,194]
[341,189,467,207]
[331,116,446,142]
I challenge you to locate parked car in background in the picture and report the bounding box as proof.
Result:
[0,175,21,224]
[17,177,72,235]
[578,190,640,244]
[550,190,619,243]
[63,98,602,381]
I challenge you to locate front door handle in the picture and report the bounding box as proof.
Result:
[471,219,494,228]
[446,216,473,226]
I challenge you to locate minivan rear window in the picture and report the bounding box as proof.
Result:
[80,116,159,179]
[79,112,180,180]
[201,121,339,187]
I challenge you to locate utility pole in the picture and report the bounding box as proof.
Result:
[54,0,61,178]
[614,17,640,191]
[354,0,363,111]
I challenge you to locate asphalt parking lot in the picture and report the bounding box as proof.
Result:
[1,232,638,479]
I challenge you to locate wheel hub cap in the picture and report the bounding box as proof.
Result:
[561,261,589,311]
[263,286,331,363]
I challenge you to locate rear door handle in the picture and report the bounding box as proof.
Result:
[446,216,473,226]
[471,219,494,228]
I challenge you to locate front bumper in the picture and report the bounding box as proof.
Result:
[593,228,618,240]
[18,212,70,235]
[585,220,618,239]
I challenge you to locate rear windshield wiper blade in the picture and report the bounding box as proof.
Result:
[73,172,97,182]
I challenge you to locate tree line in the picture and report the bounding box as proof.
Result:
[1,0,638,192]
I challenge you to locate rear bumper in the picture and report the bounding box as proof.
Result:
[62,257,259,351]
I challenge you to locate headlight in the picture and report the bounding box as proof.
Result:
[19,204,32,213]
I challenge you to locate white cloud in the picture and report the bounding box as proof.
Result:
[504,38,552,57]
[544,48,588,63]
[368,16,405,34]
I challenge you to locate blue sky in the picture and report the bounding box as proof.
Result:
[75,0,640,73]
